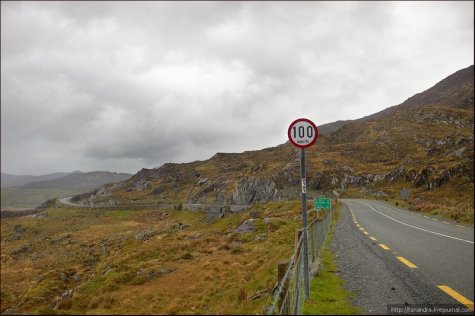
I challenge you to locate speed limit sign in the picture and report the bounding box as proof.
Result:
[288,118,318,148]
[288,117,319,298]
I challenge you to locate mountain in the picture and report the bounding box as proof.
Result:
[19,171,132,191]
[73,65,474,222]
[1,171,132,209]
[318,65,473,134]
[1,171,81,188]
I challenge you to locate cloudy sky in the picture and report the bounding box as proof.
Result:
[1,1,474,176]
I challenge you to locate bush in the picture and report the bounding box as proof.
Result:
[237,288,247,303]
[180,252,193,260]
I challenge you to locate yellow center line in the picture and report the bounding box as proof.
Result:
[457,225,464,227]
[369,236,377,241]
[379,244,390,250]
[443,222,450,224]
[437,285,474,311]
[356,224,360,227]
[363,231,369,235]
[424,216,429,218]
[396,256,417,268]
[432,218,439,222]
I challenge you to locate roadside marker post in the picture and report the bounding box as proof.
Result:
[288,118,318,300]
[400,188,410,201]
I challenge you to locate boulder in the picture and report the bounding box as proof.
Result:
[451,147,467,158]
[235,219,255,233]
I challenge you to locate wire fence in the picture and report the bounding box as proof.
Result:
[265,205,333,315]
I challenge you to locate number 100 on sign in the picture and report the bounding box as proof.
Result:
[288,118,318,149]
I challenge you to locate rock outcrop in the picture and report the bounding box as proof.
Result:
[232,177,279,204]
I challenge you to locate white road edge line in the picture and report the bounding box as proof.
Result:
[353,200,474,244]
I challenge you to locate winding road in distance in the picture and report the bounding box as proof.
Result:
[332,199,474,314]
[59,197,84,207]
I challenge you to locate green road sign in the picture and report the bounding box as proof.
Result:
[318,195,326,199]
[314,198,331,209]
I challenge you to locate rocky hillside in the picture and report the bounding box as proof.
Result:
[73,65,474,221]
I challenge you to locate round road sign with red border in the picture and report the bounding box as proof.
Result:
[288,118,318,149]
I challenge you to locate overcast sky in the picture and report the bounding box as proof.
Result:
[1,1,474,176]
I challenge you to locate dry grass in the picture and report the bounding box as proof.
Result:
[1,202,305,314]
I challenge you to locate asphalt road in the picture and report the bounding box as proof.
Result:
[330,199,474,314]
[59,197,81,206]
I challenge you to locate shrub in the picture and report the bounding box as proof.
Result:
[237,288,247,303]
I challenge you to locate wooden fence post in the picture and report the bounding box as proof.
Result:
[277,259,289,315]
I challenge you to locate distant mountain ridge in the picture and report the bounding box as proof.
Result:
[19,171,132,191]
[1,171,132,209]
[1,171,81,188]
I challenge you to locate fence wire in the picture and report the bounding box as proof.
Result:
[266,205,333,315]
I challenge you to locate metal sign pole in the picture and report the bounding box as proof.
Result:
[288,117,318,301]
[300,147,310,299]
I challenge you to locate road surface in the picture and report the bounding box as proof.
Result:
[59,197,85,207]
[331,199,474,314]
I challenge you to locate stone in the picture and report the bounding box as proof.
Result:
[134,178,150,191]
[178,223,190,230]
[12,225,25,235]
[134,228,160,241]
[235,219,255,233]
[61,290,73,299]
[71,274,81,283]
[249,210,261,218]
[255,234,267,242]
[159,268,172,275]
[197,178,208,185]
[373,191,388,197]
[452,147,466,158]
[60,273,68,283]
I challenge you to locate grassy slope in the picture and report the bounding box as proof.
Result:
[303,202,362,315]
[1,202,321,315]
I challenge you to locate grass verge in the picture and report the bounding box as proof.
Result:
[302,202,362,315]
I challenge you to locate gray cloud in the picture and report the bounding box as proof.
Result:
[1,1,473,175]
